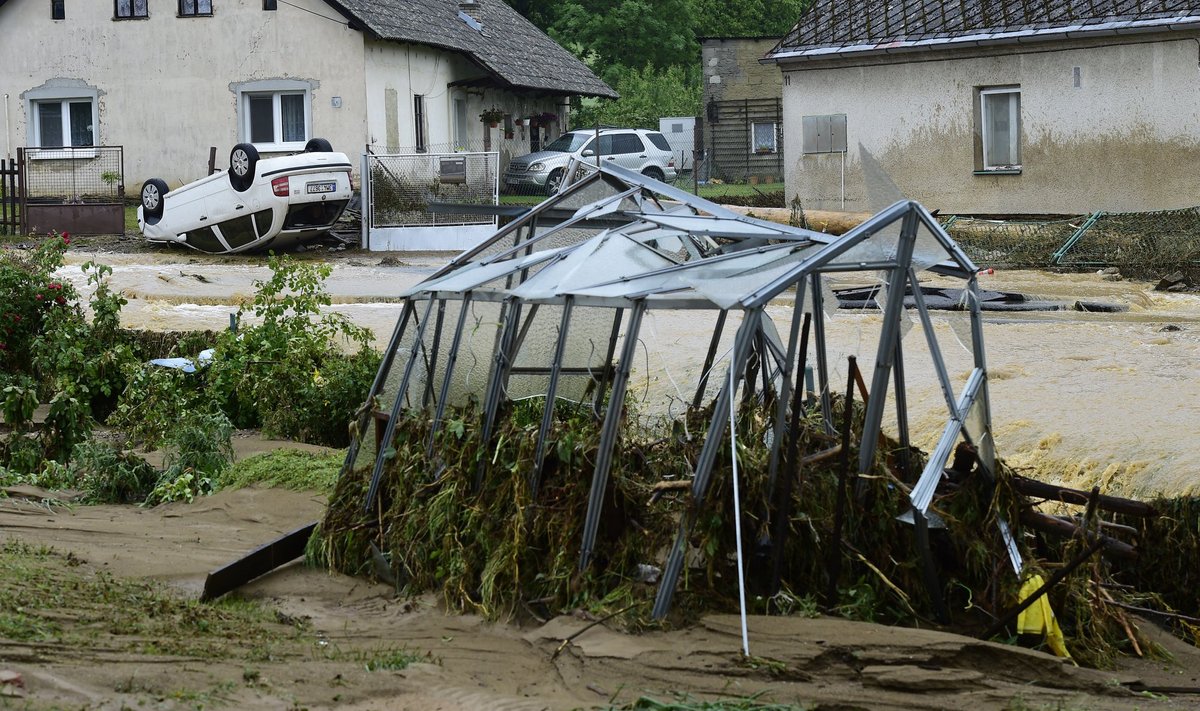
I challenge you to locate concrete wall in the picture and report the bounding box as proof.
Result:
[778,35,1200,214]
[0,0,369,189]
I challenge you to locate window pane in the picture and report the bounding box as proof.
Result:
[52,0,64,19]
[135,0,147,15]
[752,122,775,152]
[117,0,132,16]
[69,101,93,146]
[37,102,63,147]
[612,134,642,154]
[199,0,212,12]
[281,94,305,142]
[984,92,1020,167]
[181,0,196,13]
[249,94,274,143]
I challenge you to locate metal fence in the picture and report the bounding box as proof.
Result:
[19,145,124,202]
[703,98,784,184]
[0,157,18,235]
[366,151,498,229]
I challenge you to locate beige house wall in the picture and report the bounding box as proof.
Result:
[0,0,370,189]
[702,38,782,104]
[779,35,1200,214]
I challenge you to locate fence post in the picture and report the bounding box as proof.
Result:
[16,147,26,235]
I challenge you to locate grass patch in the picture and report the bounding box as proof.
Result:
[124,203,139,233]
[216,448,344,493]
[0,539,294,660]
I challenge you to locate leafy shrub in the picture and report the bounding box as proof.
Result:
[0,233,73,375]
[110,363,209,448]
[145,410,234,506]
[216,448,343,493]
[70,440,158,504]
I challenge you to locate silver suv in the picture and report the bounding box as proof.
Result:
[504,128,678,195]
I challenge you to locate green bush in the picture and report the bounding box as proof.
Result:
[70,440,159,504]
[145,410,234,505]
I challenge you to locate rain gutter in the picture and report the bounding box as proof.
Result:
[766,15,1200,64]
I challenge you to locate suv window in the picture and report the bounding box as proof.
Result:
[611,134,644,154]
[646,133,671,151]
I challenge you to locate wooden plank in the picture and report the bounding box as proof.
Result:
[200,522,318,602]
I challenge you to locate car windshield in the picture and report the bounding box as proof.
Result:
[543,133,592,153]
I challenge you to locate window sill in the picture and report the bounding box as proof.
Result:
[178,13,214,17]
[974,168,1022,176]
[29,148,97,160]
[113,16,150,20]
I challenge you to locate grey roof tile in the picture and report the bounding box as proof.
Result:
[326,0,616,98]
[774,0,1200,54]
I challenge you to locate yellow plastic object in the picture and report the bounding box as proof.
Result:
[1016,574,1074,662]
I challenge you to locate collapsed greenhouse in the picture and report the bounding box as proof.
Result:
[312,161,1189,662]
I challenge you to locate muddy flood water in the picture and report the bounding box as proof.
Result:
[58,251,1200,499]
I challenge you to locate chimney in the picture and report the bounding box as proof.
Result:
[459,0,481,22]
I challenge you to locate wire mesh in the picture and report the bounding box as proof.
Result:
[20,146,124,202]
[1053,207,1200,280]
[704,98,784,184]
[367,151,498,228]
[941,214,1086,270]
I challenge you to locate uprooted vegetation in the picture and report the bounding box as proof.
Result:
[0,234,379,504]
[312,394,1200,668]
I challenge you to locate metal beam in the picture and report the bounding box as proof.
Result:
[579,300,646,570]
[530,297,574,496]
[427,293,473,457]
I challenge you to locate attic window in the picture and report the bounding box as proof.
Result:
[263,0,276,8]
[51,0,65,19]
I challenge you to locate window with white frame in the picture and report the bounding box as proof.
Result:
[751,121,777,154]
[31,97,96,148]
[238,82,310,151]
[979,86,1021,170]
[115,0,148,19]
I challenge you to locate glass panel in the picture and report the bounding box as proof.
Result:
[217,216,258,249]
[198,0,212,12]
[984,92,1020,167]
[963,380,995,476]
[36,102,63,147]
[68,101,93,146]
[181,0,196,13]
[248,94,273,143]
[280,94,305,142]
[184,228,227,254]
[116,0,132,16]
[251,208,274,237]
[752,123,775,152]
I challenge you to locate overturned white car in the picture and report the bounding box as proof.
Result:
[138,139,353,254]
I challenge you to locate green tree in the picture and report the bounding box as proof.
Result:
[572,64,700,129]
[692,0,808,38]
[551,0,698,76]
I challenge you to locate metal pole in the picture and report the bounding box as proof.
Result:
[652,309,759,619]
[530,296,574,496]
[766,280,806,494]
[824,356,857,606]
[691,310,728,410]
[475,298,523,490]
[426,293,473,456]
[363,297,436,511]
[422,298,448,407]
[769,311,811,596]
[592,308,624,418]
[579,300,646,570]
[810,273,833,433]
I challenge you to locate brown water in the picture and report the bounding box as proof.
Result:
[59,253,1200,497]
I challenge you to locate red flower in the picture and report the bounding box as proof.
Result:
[11,314,20,322]
[47,282,62,290]
[62,236,70,245]
[35,294,44,301]
[55,295,66,305]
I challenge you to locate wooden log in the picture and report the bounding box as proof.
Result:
[1020,510,1137,560]
[1011,476,1156,517]
[722,205,1065,242]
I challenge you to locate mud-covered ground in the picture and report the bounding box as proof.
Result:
[3,479,1200,711]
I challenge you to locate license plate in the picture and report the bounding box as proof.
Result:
[306,181,337,194]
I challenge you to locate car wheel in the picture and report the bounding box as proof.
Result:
[304,137,333,153]
[229,143,259,192]
[140,178,169,219]
[642,167,665,183]
[545,169,564,195]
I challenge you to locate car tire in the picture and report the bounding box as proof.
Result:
[545,169,564,196]
[642,167,665,183]
[140,178,169,220]
[304,137,333,153]
[229,143,259,192]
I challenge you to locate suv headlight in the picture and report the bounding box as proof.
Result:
[529,162,546,172]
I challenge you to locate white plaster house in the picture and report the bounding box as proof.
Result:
[0,0,615,187]
[767,1,1200,215]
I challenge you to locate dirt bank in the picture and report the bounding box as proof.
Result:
[3,485,1197,710]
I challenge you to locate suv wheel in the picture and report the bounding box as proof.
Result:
[545,168,564,195]
[642,167,665,183]
[229,143,260,192]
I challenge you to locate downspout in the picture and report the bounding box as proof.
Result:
[4,93,11,159]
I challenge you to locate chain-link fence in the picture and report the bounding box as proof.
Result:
[20,146,124,202]
[1050,207,1200,280]
[366,151,498,229]
[940,214,1087,270]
